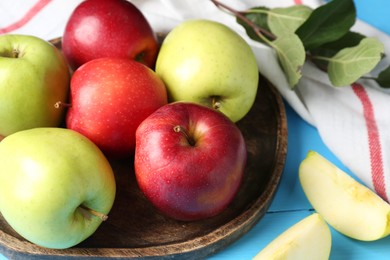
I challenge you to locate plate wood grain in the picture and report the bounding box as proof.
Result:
[0,38,287,259]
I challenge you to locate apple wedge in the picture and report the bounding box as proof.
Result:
[299,151,390,241]
[253,213,331,260]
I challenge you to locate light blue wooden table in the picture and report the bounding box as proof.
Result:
[1,1,389,259]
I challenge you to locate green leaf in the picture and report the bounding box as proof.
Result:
[268,5,312,37]
[310,31,366,71]
[327,38,384,86]
[296,0,356,50]
[311,31,366,58]
[237,6,306,87]
[237,7,271,43]
[376,66,390,88]
[269,33,306,88]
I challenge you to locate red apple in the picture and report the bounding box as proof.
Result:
[62,0,158,70]
[134,102,247,221]
[65,58,168,158]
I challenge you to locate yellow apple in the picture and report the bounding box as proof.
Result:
[299,151,390,241]
[253,213,331,260]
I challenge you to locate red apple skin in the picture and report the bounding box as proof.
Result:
[134,102,247,221]
[66,58,168,158]
[62,0,158,70]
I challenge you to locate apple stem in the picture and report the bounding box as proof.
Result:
[79,205,108,221]
[173,125,196,146]
[12,49,20,58]
[9,48,24,58]
[135,51,146,63]
[54,101,72,109]
[211,96,222,110]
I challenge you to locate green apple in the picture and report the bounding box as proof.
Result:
[0,34,70,137]
[254,213,331,260]
[0,128,116,249]
[155,19,259,122]
[299,151,390,241]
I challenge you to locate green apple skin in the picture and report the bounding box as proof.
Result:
[0,128,116,249]
[155,19,259,123]
[0,34,70,137]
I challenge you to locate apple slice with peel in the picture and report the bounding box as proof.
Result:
[299,151,390,241]
[254,213,331,260]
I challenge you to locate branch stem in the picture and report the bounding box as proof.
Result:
[210,0,276,41]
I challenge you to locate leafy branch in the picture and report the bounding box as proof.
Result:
[211,0,390,89]
[209,0,276,41]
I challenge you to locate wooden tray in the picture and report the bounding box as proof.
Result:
[0,38,288,259]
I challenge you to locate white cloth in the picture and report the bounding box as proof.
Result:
[1,0,390,200]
